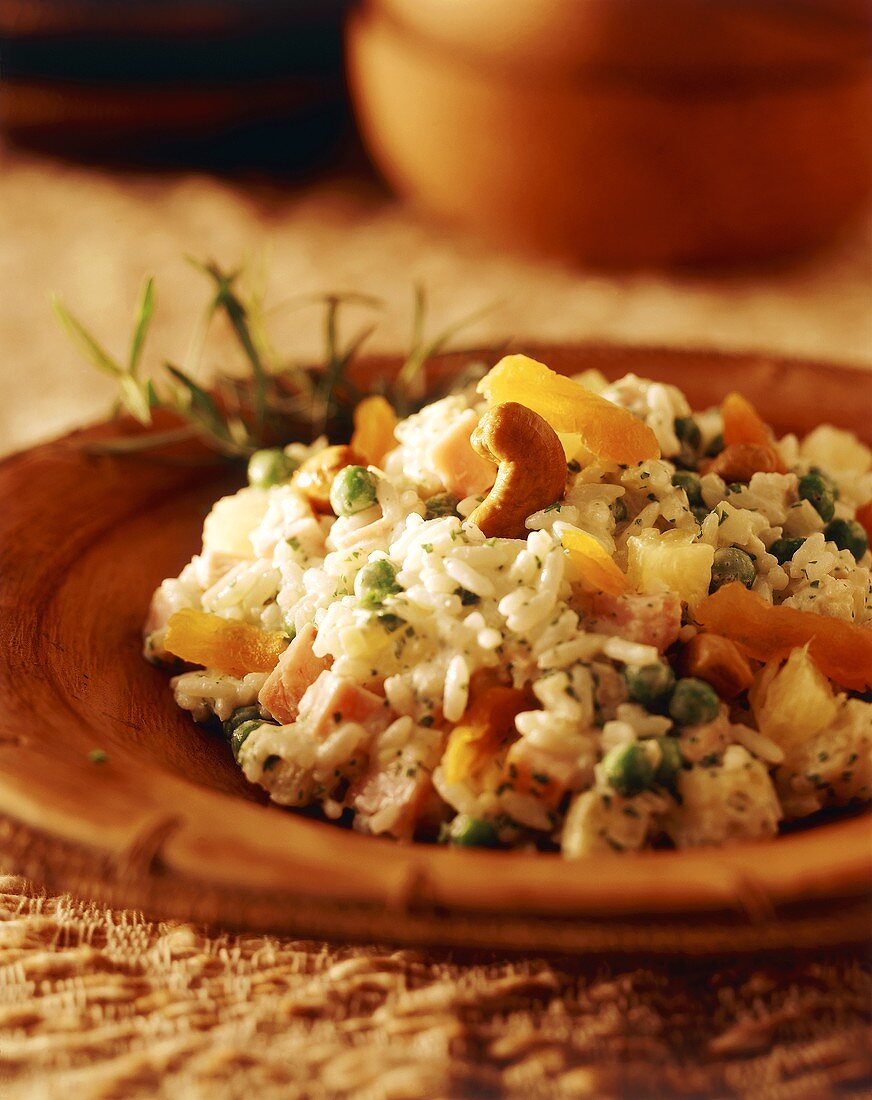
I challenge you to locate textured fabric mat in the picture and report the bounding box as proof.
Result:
[0,876,869,1099]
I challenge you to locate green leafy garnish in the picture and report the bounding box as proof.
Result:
[53,276,158,426]
[54,262,497,461]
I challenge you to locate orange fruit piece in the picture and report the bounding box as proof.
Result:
[695,582,872,692]
[165,609,289,678]
[351,395,398,466]
[561,527,629,596]
[443,686,531,784]
[703,441,786,480]
[477,354,660,465]
[677,633,754,698]
[721,391,774,448]
[856,499,872,543]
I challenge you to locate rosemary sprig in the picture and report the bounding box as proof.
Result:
[52,276,158,426]
[393,286,501,415]
[187,258,270,437]
[54,259,498,461]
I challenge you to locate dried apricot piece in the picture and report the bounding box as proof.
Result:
[677,633,753,698]
[165,609,288,677]
[695,582,872,692]
[561,527,629,596]
[721,392,774,448]
[856,499,872,543]
[477,354,660,465]
[350,395,398,466]
[443,686,531,784]
[703,441,786,481]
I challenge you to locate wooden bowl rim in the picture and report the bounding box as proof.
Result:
[1,341,870,954]
[359,0,872,81]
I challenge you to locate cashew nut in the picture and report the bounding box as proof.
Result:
[292,444,363,513]
[467,402,567,539]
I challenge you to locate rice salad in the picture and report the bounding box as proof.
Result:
[145,354,872,856]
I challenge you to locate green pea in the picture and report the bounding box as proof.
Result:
[611,497,628,524]
[653,736,683,788]
[247,448,298,488]
[624,662,676,712]
[809,466,839,501]
[669,678,720,727]
[222,705,262,742]
[671,470,703,507]
[446,815,499,848]
[824,518,868,561]
[705,432,725,458]
[330,465,379,516]
[692,506,711,525]
[710,547,756,592]
[674,417,702,453]
[602,743,655,798]
[769,536,805,564]
[798,472,835,522]
[356,558,401,607]
[231,719,262,762]
[424,493,459,519]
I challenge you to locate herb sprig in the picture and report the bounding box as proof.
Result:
[53,259,499,460]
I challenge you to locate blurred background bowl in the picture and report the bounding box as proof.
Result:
[0,0,349,168]
[347,0,872,267]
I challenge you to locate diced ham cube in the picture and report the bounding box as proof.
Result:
[298,670,394,740]
[258,623,332,724]
[584,591,682,653]
[350,766,439,840]
[429,409,496,499]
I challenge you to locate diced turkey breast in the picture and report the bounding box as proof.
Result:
[297,670,394,740]
[258,623,332,724]
[429,409,496,499]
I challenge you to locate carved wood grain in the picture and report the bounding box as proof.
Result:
[1,344,869,953]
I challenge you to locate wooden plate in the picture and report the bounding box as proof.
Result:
[1,344,870,955]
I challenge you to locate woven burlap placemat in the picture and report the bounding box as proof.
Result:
[0,875,869,1099]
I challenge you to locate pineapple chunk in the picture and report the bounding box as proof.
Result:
[561,526,629,596]
[339,621,391,661]
[203,487,270,559]
[664,746,781,847]
[775,698,872,820]
[562,789,657,857]
[556,431,584,462]
[627,529,714,611]
[752,646,840,752]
